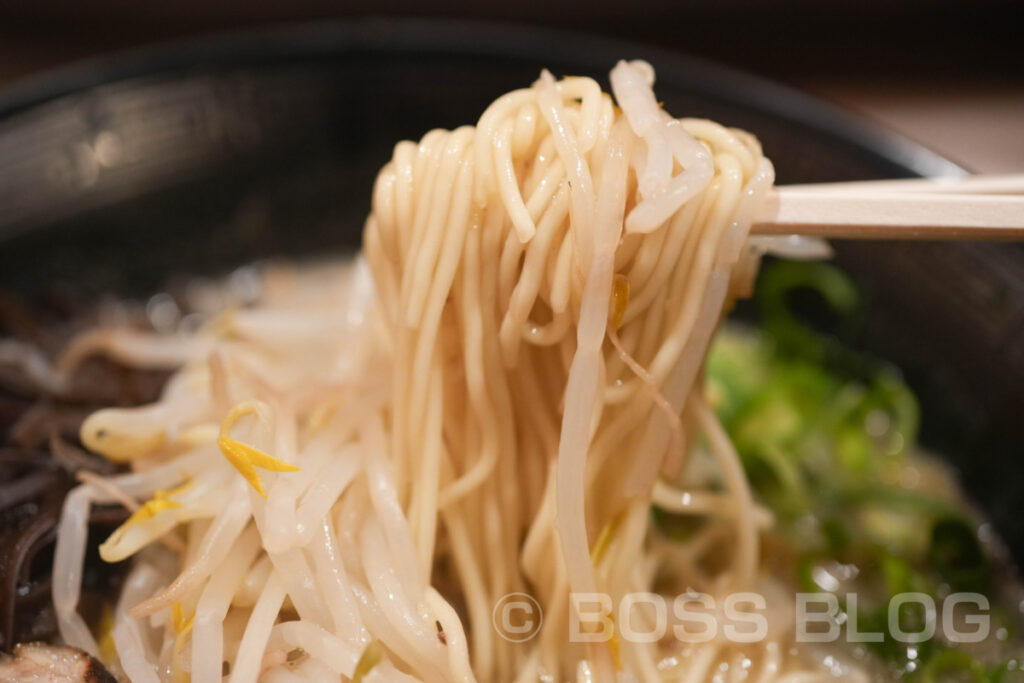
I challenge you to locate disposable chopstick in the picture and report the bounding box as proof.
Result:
[777,173,1024,196]
[752,189,1024,240]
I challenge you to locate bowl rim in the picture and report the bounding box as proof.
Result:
[0,17,965,181]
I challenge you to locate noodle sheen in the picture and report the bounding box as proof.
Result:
[50,61,868,682]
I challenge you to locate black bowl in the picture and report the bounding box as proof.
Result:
[0,19,1021,562]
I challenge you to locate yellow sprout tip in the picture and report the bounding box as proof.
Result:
[217,401,299,497]
[171,603,195,683]
[608,621,623,670]
[98,605,118,670]
[218,436,299,498]
[172,602,195,635]
[352,641,384,683]
[98,478,192,563]
[591,508,627,566]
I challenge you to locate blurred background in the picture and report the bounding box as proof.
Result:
[0,0,1021,172]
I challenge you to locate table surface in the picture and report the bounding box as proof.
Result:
[802,79,1023,175]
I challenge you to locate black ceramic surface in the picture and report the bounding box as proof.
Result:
[0,19,1021,563]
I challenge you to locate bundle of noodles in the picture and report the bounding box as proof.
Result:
[0,291,167,653]
[51,61,865,682]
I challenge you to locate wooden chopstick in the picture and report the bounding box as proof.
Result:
[752,189,1024,240]
[778,173,1024,196]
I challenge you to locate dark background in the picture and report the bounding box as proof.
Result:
[0,0,1020,83]
[2,0,1021,173]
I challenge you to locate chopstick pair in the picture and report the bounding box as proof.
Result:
[752,173,1024,240]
